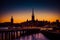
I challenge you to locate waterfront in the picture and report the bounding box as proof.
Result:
[0,27,60,40]
[0,27,49,40]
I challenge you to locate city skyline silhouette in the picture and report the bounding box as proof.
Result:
[0,0,60,40]
[0,8,60,23]
[0,8,60,27]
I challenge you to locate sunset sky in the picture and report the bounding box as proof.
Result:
[0,0,60,23]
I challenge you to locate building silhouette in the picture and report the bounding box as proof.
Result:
[0,8,60,28]
[11,16,13,25]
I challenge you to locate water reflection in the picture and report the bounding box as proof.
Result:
[15,33,49,40]
[0,27,49,40]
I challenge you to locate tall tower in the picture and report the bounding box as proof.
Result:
[32,8,35,21]
[11,16,13,25]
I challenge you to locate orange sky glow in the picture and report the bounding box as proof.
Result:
[0,10,60,23]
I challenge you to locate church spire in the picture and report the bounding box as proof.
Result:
[32,8,35,21]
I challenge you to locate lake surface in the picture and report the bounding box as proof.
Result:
[15,33,49,40]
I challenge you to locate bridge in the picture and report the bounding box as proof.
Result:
[0,27,60,40]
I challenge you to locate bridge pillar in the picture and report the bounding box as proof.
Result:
[16,31,18,38]
[11,32,13,40]
[8,32,10,40]
[18,31,20,37]
[9,31,13,40]
[20,31,22,36]
[23,31,24,35]
[1,32,3,40]
[20,30,24,36]
[19,31,21,36]
[13,31,15,39]
[5,32,8,40]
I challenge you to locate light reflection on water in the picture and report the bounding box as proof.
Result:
[0,27,49,40]
[15,33,49,40]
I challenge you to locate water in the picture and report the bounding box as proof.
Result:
[0,27,49,40]
[15,33,49,40]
